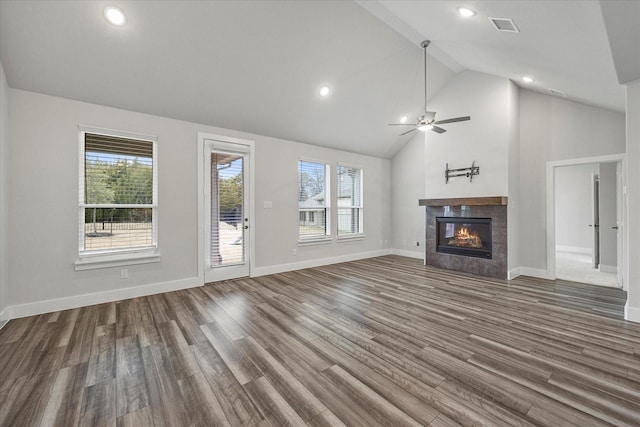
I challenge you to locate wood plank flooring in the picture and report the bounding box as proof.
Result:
[1,255,639,426]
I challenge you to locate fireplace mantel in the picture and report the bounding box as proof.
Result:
[419,196,507,207]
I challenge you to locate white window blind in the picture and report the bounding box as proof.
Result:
[337,165,363,236]
[79,131,157,254]
[298,160,330,239]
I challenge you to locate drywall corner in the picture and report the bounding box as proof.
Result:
[0,59,9,321]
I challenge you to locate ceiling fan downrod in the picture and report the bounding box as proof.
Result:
[421,40,430,115]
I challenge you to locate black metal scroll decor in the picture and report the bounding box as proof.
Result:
[445,161,480,184]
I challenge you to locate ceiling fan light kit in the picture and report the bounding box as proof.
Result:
[389,40,470,135]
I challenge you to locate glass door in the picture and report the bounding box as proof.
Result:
[204,141,250,282]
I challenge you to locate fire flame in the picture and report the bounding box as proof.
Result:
[456,227,472,240]
[449,226,482,248]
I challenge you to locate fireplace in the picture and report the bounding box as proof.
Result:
[436,217,492,259]
[420,197,507,279]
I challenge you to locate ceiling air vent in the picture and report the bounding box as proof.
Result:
[489,17,519,33]
[548,88,567,97]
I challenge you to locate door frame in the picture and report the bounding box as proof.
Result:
[546,153,626,289]
[591,172,600,269]
[616,161,624,285]
[197,132,255,285]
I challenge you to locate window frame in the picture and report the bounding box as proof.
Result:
[297,158,331,244]
[336,163,364,239]
[75,125,160,270]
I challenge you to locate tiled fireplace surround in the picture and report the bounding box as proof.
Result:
[419,197,508,280]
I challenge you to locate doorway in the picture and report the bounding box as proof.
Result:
[198,134,254,283]
[548,156,624,288]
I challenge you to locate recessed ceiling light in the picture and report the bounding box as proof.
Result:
[104,6,126,26]
[522,76,535,83]
[319,86,330,97]
[457,7,476,17]
[400,116,408,123]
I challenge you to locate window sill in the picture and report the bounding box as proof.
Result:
[297,237,333,246]
[337,234,365,242]
[75,250,161,271]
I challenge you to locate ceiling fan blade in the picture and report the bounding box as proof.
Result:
[388,123,415,126]
[433,116,470,125]
[431,126,446,134]
[400,128,417,136]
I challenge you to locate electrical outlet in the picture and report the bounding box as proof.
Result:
[120,269,128,279]
[292,248,297,256]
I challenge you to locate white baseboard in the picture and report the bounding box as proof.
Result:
[8,276,202,320]
[390,249,424,260]
[556,245,592,255]
[624,302,640,324]
[0,305,10,330]
[517,267,555,280]
[507,268,521,280]
[0,306,9,330]
[598,264,617,273]
[252,249,392,277]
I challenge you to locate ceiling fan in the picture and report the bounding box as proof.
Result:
[389,40,470,135]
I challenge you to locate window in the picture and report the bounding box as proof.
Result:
[79,130,157,257]
[298,160,330,240]
[337,165,363,237]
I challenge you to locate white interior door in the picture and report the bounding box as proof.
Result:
[204,140,250,283]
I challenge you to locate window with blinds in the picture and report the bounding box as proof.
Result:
[298,160,330,239]
[337,165,363,237]
[79,131,157,255]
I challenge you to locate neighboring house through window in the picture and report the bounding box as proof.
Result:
[337,165,363,237]
[298,160,330,240]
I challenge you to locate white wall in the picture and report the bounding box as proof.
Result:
[390,132,425,258]
[555,163,598,252]
[519,89,626,271]
[7,89,391,316]
[252,135,391,271]
[391,71,518,263]
[424,70,512,198]
[598,162,617,269]
[626,79,640,322]
[507,80,520,272]
[0,60,8,324]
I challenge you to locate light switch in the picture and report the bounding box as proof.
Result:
[263,201,273,209]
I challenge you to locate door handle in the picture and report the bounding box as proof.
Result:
[612,226,619,230]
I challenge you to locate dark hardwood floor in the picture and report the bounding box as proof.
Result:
[1,255,639,426]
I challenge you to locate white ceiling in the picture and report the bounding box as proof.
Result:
[361,0,629,113]
[0,1,637,159]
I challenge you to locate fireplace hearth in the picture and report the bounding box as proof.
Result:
[436,217,491,259]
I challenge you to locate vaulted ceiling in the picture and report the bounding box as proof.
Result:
[1,1,637,159]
